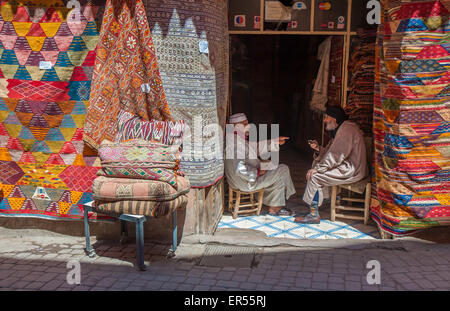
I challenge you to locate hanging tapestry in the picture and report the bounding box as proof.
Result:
[0,0,109,220]
[327,36,343,108]
[345,28,377,136]
[143,0,229,188]
[83,0,172,151]
[372,0,450,235]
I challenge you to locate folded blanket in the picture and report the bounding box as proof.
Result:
[116,110,185,146]
[93,195,188,218]
[92,176,190,201]
[98,139,181,163]
[98,139,183,187]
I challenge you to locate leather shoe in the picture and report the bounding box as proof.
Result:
[294,213,320,224]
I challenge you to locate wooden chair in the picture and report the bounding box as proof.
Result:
[330,137,373,225]
[228,186,264,219]
[330,177,371,225]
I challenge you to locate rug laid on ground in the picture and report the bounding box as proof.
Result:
[372,0,450,235]
[218,215,379,240]
[0,0,108,220]
[144,0,229,188]
[83,0,173,151]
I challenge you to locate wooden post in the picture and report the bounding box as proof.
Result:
[234,191,241,219]
[257,190,264,215]
[331,186,337,222]
[228,186,233,212]
[260,0,264,32]
[341,0,353,108]
[364,183,371,225]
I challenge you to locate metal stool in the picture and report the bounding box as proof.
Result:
[228,186,264,219]
[83,201,178,271]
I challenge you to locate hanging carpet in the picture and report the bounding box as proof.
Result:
[372,0,450,235]
[144,0,229,188]
[0,0,111,220]
[83,0,173,150]
[345,28,377,136]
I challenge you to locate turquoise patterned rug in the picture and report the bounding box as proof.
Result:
[218,214,380,240]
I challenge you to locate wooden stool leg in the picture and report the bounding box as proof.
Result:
[233,191,241,219]
[364,183,371,225]
[256,190,264,215]
[228,187,233,212]
[331,186,337,222]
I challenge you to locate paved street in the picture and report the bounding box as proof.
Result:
[0,227,449,291]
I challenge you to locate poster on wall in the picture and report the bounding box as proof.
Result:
[229,0,260,31]
[265,1,292,21]
[264,0,311,31]
[314,0,348,31]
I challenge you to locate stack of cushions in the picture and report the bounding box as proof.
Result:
[91,113,190,218]
[97,140,184,187]
[92,176,190,217]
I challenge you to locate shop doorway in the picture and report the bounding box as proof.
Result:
[230,34,338,153]
[221,34,380,239]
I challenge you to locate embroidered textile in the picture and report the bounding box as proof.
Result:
[116,110,185,145]
[97,139,183,188]
[93,194,188,217]
[83,0,172,150]
[144,0,228,188]
[98,139,181,164]
[92,175,190,202]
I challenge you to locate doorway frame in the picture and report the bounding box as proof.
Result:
[229,0,358,114]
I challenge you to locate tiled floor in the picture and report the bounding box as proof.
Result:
[219,145,381,240]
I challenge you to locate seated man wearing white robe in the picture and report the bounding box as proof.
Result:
[295,106,368,224]
[225,113,296,216]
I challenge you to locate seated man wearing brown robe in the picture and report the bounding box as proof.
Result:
[295,106,368,224]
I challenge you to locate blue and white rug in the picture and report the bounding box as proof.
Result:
[218,214,379,240]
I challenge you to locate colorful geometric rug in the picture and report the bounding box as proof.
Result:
[218,214,379,240]
[144,0,228,188]
[372,0,450,235]
[0,0,107,220]
[83,0,173,151]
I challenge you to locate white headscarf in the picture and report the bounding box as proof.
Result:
[228,113,247,124]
